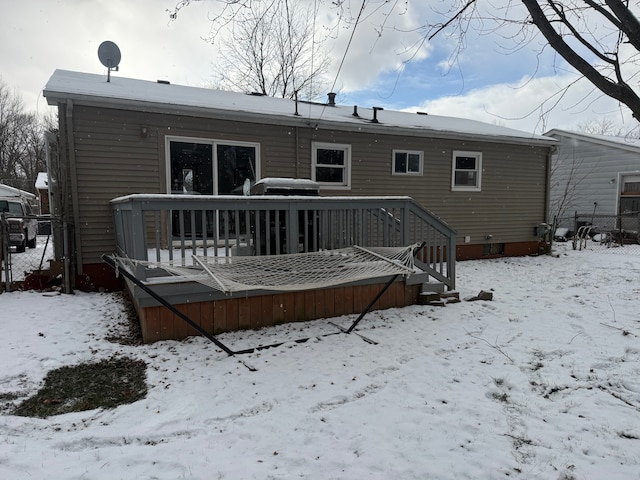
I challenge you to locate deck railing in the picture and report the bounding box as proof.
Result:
[111,194,456,289]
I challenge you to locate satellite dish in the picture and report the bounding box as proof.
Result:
[98,41,121,82]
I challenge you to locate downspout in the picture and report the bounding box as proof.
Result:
[544,145,556,222]
[44,130,65,281]
[44,132,54,218]
[545,144,557,250]
[44,131,55,259]
[65,100,83,277]
[63,221,72,294]
[295,126,300,178]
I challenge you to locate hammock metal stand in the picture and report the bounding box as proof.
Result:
[102,242,424,371]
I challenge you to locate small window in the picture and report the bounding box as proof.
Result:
[393,150,423,175]
[622,179,640,194]
[452,151,482,191]
[312,142,351,189]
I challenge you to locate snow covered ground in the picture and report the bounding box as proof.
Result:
[1,243,639,479]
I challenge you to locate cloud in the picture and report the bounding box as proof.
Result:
[320,1,432,94]
[1,0,217,114]
[411,73,636,134]
[2,0,638,136]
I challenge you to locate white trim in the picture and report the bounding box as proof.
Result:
[392,149,423,175]
[451,150,482,192]
[311,142,352,190]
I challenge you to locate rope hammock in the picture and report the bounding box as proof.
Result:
[125,244,420,293]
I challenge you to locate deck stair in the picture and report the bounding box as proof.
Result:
[418,282,460,306]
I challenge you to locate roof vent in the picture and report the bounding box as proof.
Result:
[352,105,359,117]
[327,92,336,106]
[249,91,265,96]
[416,111,428,115]
[157,80,170,85]
[372,106,384,123]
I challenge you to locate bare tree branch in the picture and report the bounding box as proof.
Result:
[428,0,477,41]
[603,0,640,52]
[172,0,330,100]
[521,0,640,119]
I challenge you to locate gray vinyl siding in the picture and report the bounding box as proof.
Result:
[300,130,548,245]
[71,107,162,264]
[549,132,640,228]
[70,106,305,264]
[67,105,550,265]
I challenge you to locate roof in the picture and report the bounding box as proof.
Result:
[0,183,37,200]
[35,172,48,190]
[44,70,556,147]
[545,128,640,155]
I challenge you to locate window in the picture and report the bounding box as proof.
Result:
[215,143,258,195]
[621,174,640,214]
[312,142,351,189]
[167,137,259,195]
[393,150,423,175]
[622,175,640,194]
[169,141,213,194]
[452,151,482,191]
[166,136,260,239]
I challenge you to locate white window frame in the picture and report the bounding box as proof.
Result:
[451,150,482,192]
[311,142,352,190]
[621,173,640,194]
[392,150,423,176]
[165,135,261,194]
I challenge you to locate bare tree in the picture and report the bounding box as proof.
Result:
[520,0,640,120]
[0,82,25,183]
[170,0,330,99]
[0,80,48,193]
[549,147,596,233]
[576,118,626,136]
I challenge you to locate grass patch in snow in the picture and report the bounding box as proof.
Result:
[13,356,147,418]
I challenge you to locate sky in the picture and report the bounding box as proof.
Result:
[1,0,637,135]
[2,241,640,478]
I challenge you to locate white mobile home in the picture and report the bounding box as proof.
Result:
[546,129,640,230]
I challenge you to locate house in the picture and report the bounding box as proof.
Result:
[43,69,556,294]
[35,172,50,215]
[546,129,640,236]
[42,69,561,342]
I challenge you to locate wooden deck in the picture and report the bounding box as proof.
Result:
[111,194,455,343]
[135,279,421,343]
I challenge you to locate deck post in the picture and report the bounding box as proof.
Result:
[287,201,300,253]
[130,199,147,280]
[401,200,411,246]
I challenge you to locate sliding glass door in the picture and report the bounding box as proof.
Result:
[168,138,259,240]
